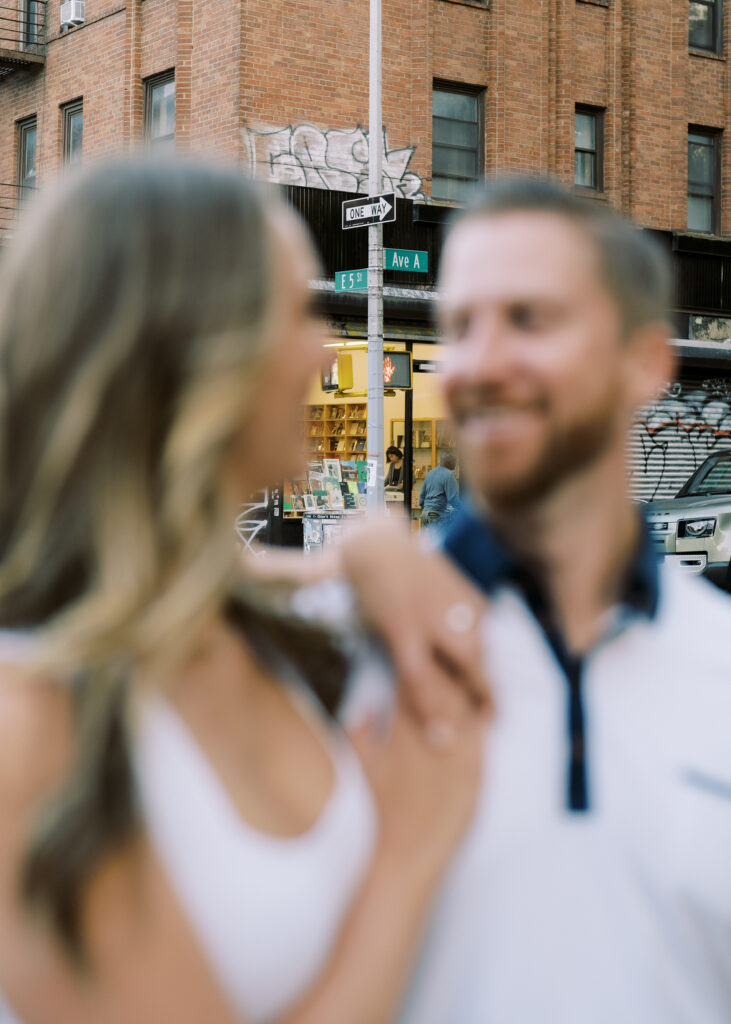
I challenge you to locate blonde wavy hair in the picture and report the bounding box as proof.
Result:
[0,158,277,672]
[0,158,345,958]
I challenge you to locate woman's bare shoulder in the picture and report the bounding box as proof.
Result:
[0,666,240,1024]
[0,666,72,811]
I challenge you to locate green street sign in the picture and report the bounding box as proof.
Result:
[385,248,428,273]
[335,268,368,292]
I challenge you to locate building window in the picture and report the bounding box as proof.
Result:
[20,1,41,48]
[62,100,83,166]
[17,116,37,194]
[574,106,603,190]
[689,0,722,52]
[432,85,481,202]
[688,129,719,233]
[145,71,175,151]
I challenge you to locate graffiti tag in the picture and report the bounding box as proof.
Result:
[235,491,269,553]
[630,379,731,500]
[242,122,425,199]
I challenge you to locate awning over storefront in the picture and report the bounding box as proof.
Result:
[326,317,439,344]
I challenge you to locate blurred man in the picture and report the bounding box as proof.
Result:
[393,179,731,1024]
[418,451,459,527]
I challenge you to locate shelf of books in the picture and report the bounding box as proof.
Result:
[285,402,370,516]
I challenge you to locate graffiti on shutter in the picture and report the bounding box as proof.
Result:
[235,490,269,552]
[629,375,731,501]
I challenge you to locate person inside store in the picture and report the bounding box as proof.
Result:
[384,446,404,492]
[0,158,490,1024]
[346,177,731,1024]
[418,452,459,528]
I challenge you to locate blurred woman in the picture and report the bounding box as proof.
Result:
[384,445,404,492]
[0,159,486,1024]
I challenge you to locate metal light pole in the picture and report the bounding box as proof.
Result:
[366,0,384,514]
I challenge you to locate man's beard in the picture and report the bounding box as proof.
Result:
[463,399,621,512]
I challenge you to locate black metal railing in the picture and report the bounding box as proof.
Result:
[0,183,36,241]
[0,0,47,69]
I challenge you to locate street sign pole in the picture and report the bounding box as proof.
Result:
[367,0,384,515]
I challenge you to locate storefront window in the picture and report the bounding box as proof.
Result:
[283,339,453,543]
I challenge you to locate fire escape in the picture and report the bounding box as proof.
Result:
[0,0,46,76]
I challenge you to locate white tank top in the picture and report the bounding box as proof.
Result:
[0,632,378,1024]
[131,683,379,1022]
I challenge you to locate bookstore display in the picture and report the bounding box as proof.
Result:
[285,408,457,519]
[304,402,368,458]
[283,344,454,521]
[302,510,362,554]
[284,401,370,516]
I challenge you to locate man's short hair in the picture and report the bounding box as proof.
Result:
[441,451,457,471]
[445,176,673,337]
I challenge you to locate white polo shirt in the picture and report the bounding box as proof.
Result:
[345,517,731,1024]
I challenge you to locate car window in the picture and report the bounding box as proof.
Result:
[682,454,731,496]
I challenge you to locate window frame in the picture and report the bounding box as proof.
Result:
[16,115,37,195]
[19,0,41,49]
[61,98,83,167]
[687,126,721,235]
[574,104,604,193]
[144,69,176,150]
[689,0,723,54]
[431,80,484,204]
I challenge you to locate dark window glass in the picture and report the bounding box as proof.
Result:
[432,86,481,202]
[689,0,721,52]
[433,145,477,178]
[20,1,41,47]
[687,129,718,233]
[683,453,731,495]
[17,117,37,193]
[432,118,478,149]
[433,90,478,122]
[62,100,83,166]
[145,72,175,151]
[574,108,603,190]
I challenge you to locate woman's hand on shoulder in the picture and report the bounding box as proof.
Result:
[350,682,487,887]
[341,517,490,739]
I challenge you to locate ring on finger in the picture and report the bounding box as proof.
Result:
[444,601,478,634]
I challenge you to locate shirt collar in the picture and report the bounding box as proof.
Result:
[442,503,660,622]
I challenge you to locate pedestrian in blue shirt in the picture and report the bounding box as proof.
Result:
[419,452,458,527]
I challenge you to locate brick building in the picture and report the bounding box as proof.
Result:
[1,0,731,523]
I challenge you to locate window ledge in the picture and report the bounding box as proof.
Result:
[576,0,609,7]
[427,198,464,209]
[574,186,608,201]
[680,230,725,242]
[437,0,489,9]
[689,48,726,62]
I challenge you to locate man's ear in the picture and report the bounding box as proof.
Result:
[624,322,675,410]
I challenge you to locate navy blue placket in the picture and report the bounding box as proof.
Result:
[566,660,589,811]
[443,505,659,816]
[521,580,590,813]
[542,626,589,812]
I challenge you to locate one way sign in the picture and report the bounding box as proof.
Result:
[342,192,396,230]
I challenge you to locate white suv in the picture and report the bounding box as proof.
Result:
[644,450,731,592]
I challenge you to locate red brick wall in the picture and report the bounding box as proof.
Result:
[0,0,727,236]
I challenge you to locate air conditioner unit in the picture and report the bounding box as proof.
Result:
[60,0,85,29]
